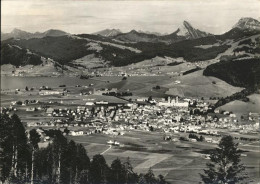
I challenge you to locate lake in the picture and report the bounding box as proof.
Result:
[1,76,95,90]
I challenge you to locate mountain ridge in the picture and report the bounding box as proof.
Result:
[112,20,211,43]
[2,17,260,67]
[1,28,69,40]
[93,29,122,37]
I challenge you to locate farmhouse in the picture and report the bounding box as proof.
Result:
[39,90,63,95]
[69,130,84,136]
[46,108,54,115]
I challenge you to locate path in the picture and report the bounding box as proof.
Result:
[90,145,112,161]
[101,145,112,155]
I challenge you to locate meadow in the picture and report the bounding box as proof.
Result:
[67,130,260,184]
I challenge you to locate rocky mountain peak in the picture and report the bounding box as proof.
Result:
[175,21,210,39]
[233,17,260,30]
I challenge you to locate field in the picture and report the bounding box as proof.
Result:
[164,70,243,98]
[68,130,260,184]
[0,70,246,123]
[1,62,61,77]
[72,54,106,68]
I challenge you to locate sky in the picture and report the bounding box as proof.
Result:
[1,0,260,35]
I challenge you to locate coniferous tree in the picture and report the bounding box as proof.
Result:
[75,144,90,183]
[158,175,168,184]
[51,131,68,184]
[11,114,30,182]
[0,113,14,182]
[124,157,139,184]
[138,174,146,184]
[29,129,41,184]
[144,168,157,184]
[66,140,78,184]
[89,154,109,184]
[0,114,30,183]
[79,169,90,184]
[200,136,246,184]
[107,158,126,184]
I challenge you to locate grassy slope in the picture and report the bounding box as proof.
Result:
[217,94,260,115]
[93,76,171,98]
[164,70,243,98]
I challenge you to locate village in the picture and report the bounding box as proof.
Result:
[1,87,259,149]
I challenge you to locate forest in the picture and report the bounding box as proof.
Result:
[203,57,260,88]
[0,113,168,184]
[1,43,42,66]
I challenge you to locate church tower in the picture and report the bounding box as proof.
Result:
[176,96,179,104]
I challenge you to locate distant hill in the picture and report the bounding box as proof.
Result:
[1,29,33,40]
[113,30,160,43]
[1,28,69,41]
[4,36,95,64]
[1,43,42,66]
[137,30,166,36]
[42,29,69,37]
[93,29,122,37]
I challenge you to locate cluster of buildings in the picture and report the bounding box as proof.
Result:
[2,84,259,145]
[19,94,258,144]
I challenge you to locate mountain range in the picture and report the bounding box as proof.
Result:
[2,18,259,43]
[1,17,260,88]
[3,20,208,43]
[1,29,69,41]
[105,21,212,43]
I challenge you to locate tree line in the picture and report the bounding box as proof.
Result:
[0,113,168,184]
[213,87,257,109]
